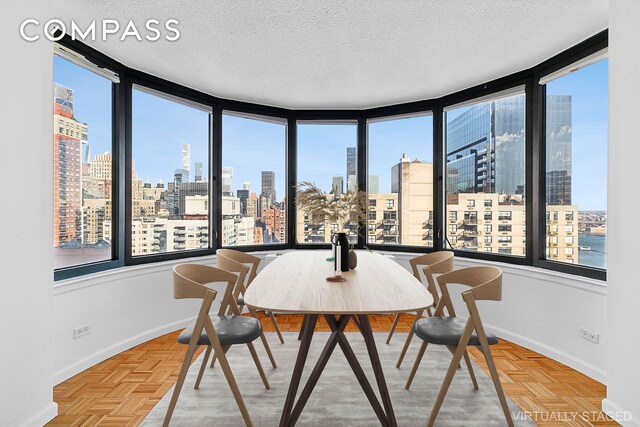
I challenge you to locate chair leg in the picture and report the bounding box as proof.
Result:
[426,344,468,427]
[163,340,199,427]
[247,342,270,389]
[445,345,463,369]
[462,350,479,390]
[194,345,212,390]
[216,344,254,427]
[481,343,514,427]
[248,306,277,368]
[259,332,277,369]
[405,341,428,389]
[269,312,284,344]
[209,353,217,368]
[386,313,401,344]
[396,310,424,368]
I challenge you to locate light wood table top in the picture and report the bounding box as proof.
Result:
[243,250,433,314]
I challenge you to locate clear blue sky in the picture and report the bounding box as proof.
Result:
[222,114,286,197]
[131,89,209,185]
[54,56,112,158]
[54,55,608,211]
[297,123,357,193]
[368,115,434,193]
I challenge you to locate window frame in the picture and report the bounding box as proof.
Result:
[534,39,608,280]
[53,42,124,281]
[54,30,607,281]
[364,111,437,251]
[219,110,289,250]
[126,81,215,266]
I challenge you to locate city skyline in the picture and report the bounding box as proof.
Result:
[55,55,607,210]
[53,53,607,270]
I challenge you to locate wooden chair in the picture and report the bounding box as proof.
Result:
[387,251,453,342]
[405,266,514,427]
[209,253,277,369]
[216,248,284,343]
[393,251,456,368]
[163,264,269,427]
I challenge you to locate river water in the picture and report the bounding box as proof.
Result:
[578,233,607,270]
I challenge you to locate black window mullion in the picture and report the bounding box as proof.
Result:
[123,76,134,265]
[286,117,297,247]
[113,76,126,268]
[433,106,445,252]
[529,77,545,267]
[357,116,367,249]
[208,109,217,251]
[212,108,223,250]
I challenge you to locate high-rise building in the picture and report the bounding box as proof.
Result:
[237,189,249,216]
[235,217,255,245]
[346,147,357,190]
[332,175,343,195]
[89,153,112,181]
[546,95,572,205]
[194,162,203,182]
[53,83,87,247]
[262,206,286,243]
[174,168,189,184]
[179,182,209,216]
[243,182,251,191]
[446,95,527,195]
[368,175,379,194]
[247,192,258,220]
[181,143,191,171]
[391,156,434,245]
[222,167,233,196]
[261,171,276,205]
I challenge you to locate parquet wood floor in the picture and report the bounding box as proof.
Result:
[47,313,618,426]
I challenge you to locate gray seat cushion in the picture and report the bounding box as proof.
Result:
[414,316,498,347]
[178,316,262,346]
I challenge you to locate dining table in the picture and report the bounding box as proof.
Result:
[243,250,434,427]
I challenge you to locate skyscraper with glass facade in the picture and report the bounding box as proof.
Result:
[346,146,357,190]
[546,95,572,205]
[261,170,276,205]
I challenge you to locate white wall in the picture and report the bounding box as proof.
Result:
[53,258,212,383]
[603,1,640,425]
[0,2,57,426]
[53,251,608,390]
[53,253,279,383]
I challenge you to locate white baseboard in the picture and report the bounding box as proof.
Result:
[484,322,607,384]
[602,399,639,426]
[53,316,196,385]
[20,402,58,427]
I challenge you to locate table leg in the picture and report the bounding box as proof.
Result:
[297,315,308,341]
[287,315,350,425]
[279,314,317,427]
[358,315,398,427]
[281,313,397,427]
[331,318,390,426]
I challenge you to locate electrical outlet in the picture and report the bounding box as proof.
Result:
[73,324,91,339]
[580,327,599,343]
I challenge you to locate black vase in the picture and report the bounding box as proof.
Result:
[332,232,350,272]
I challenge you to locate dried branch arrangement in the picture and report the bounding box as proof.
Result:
[295,181,368,229]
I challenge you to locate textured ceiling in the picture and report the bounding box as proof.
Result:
[53,0,608,109]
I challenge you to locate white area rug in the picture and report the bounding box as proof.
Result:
[142,332,533,426]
